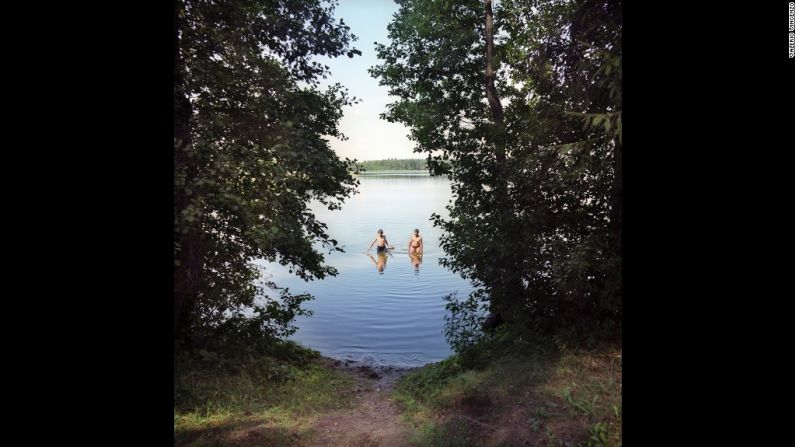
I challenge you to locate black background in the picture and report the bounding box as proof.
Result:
[6,1,792,444]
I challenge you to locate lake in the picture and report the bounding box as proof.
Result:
[257,171,474,367]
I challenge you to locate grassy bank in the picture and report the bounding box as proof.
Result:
[392,333,622,446]
[174,340,356,447]
[174,334,621,446]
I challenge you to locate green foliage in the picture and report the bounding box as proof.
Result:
[412,419,472,447]
[178,340,619,447]
[397,357,466,407]
[394,337,621,447]
[179,283,316,365]
[174,340,356,446]
[358,158,428,171]
[174,0,363,342]
[585,422,611,447]
[443,290,487,354]
[371,0,622,341]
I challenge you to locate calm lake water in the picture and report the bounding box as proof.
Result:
[258,171,473,367]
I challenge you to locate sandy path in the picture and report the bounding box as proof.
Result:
[308,360,417,447]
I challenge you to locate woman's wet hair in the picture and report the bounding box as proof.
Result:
[378,229,383,234]
[414,229,419,234]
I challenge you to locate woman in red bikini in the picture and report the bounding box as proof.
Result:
[408,228,423,255]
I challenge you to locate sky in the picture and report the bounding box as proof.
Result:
[315,1,418,162]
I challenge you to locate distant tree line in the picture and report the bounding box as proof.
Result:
[358,158,428,171]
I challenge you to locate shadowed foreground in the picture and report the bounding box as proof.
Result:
[175,339,621,447]
[175,354,417,447]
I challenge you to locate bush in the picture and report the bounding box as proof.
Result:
[443,290,488,355]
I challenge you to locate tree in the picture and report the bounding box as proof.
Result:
[371,0,621,341]
[174,0,362,341]
[358,158,427,171]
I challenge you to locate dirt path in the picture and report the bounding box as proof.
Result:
[308,359,417,447]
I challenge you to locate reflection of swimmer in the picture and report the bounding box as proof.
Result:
[367,228,394,254]
[409,252,423,274]
[368,252,389,274]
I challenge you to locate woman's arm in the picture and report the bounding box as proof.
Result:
[367,239,376,251]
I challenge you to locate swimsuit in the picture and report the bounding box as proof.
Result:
[377,245,386,253]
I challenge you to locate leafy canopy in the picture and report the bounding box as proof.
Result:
[371,0,622,343]
[175,0,362,341]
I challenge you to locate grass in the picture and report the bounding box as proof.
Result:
[173,332,621,446]
[174,340,356,447]
[392,332,622,446]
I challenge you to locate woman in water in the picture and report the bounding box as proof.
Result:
[367,229,394,254]
[408,228,423,255]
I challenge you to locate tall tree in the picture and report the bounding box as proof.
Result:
[372,0,621,341]
[174,0,361,340]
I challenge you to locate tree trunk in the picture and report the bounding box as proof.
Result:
[174,0,202,336]
[484,0,503,128]
[484,0,520,322]
[611,135,622,258]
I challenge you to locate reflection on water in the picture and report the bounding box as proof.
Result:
[367,252,390,274]
[409,253,422,274]
[258,172,473,367]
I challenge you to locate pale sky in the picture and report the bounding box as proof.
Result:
[316,0,418,162]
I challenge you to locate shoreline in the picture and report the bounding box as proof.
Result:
[318,355,419,392]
